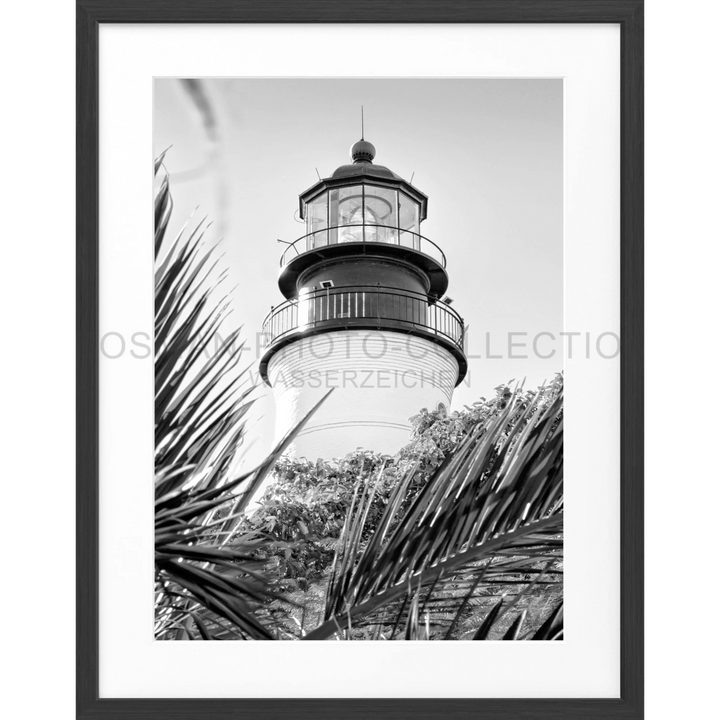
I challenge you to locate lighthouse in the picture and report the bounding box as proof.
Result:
[259,138,467,459]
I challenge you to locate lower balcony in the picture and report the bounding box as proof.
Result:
[261,285,465,355]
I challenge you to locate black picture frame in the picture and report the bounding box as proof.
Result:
[76,1,644,717]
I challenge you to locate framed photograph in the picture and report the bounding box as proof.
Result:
[77,1,643,718]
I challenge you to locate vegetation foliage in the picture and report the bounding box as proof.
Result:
[154,156,327,640]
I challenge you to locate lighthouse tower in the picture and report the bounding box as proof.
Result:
[259,138,467,459]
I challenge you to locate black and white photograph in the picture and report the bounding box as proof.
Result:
[153,78,565,641]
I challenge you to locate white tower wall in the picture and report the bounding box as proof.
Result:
[267,329,459,460]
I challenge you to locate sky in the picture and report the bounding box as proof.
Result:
[153,77,563,463]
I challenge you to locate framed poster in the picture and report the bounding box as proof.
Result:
[74,2,643,717]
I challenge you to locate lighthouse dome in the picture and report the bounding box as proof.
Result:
[331,138,403,181]
[350,139,376,162]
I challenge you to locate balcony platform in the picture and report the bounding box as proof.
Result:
[259,285,467,386]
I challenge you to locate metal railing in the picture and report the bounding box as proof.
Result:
[279,225,447,268]
[262,285,464,351]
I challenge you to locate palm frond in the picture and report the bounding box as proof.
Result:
[304,387,564,640]
[471,599,505,640]
[153,157,332,639]
[530,598,564,640]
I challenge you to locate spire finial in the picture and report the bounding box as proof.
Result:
[350,108,375,163]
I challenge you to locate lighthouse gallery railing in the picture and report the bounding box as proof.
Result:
[279,226,447,268]
[262,285,465,351]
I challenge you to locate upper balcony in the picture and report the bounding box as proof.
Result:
[279,225,447,268]
[277,215,449,300]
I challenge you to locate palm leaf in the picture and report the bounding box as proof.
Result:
[304,387,563,640]
[471,599,504,640]
[530,599,564,640]
[153,156,332,639]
